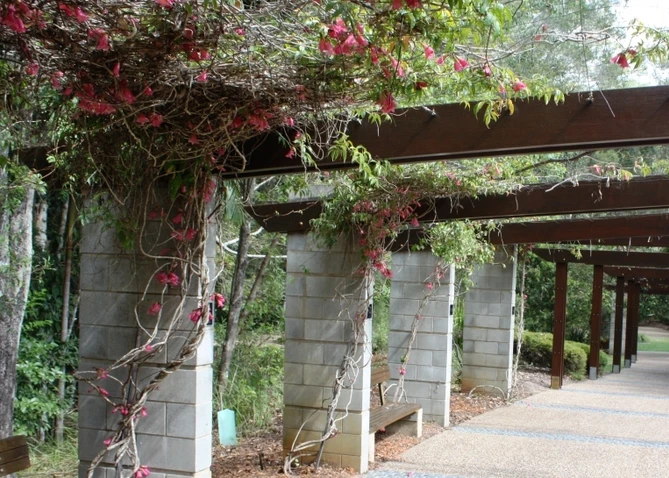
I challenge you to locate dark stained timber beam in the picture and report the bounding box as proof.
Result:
[589,265,604,380]
[613,276,625,373]
[224,85,669,178]
[551,262,568,389]
[532,249,669,268]
[248,177,669,233]
[574,237,669,248]
[604,267,669,280]
[490,214,669,245]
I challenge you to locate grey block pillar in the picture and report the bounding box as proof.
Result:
[78,198,216,478]
[283,233,371,472]
[388,252,455,426]
[461,248,517,397]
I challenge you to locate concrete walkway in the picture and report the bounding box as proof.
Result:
[367,351,669,478]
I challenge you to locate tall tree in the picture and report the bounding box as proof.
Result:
[0,162,37,438]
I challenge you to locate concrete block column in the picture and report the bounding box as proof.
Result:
[387,251,455,426]
[283,233,372,473]
[461,248,517,397]
[78,193,216,478]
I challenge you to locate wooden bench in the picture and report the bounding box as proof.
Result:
[368,366,422,463]
[0,436,30,477]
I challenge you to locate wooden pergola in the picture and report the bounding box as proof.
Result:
[241,86,669,396]
[533,249,669,388]
[224,85,669,178]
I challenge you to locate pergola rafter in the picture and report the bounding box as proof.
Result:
[225,85,669,178]
[248,177,669,233]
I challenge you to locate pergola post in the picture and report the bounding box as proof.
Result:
[78,195,217,478]
[551,262,568,389]
[588,265,604,380]
[282,233,371,473]
[625,281,639,367]
[388,252,455,426]
[613,276,625,373]
[461,248,518,398]
[632,283,641,363]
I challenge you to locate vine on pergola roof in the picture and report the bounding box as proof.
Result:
[0,0,613,185]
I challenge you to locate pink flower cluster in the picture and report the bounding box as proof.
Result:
[155,271,180,287]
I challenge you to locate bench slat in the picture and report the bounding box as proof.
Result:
[0,455,31,476]
[371,366,390,386]
[0,436,26,453]
[0,446,29,465]
[370,402,421,433]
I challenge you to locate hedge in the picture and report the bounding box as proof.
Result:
[520,331,608,379]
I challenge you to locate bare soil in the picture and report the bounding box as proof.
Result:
[211,367,558,477]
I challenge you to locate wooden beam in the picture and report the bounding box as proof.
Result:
[224,85,669,178]
[249,176,669,233]
[613,276,625,373]
[625,280,638,368]
[573,237,669,248]
[551,262,568,390]
[533,249,669,268]
[588,265,604,380]
[489,214,669,245]
[604,266,669,279]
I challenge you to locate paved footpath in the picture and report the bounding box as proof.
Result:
[366,351,669,478]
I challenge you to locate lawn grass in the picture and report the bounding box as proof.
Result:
[637,336,669,352]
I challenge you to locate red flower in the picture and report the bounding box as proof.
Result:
[327,18,348,39]
[424,45,435,60]
[147,302,162,315]
[235,28,245,36]
[189,134,199,144]
[318,38,334,55]
[166,272,180,287]
[377,91,396,114]
[611,53,629,68]
[196,71,208,83]
[189,308,203,322]
[26,63,39,75]
[512,80,527,92]
[483,64,492,77]
[212,293,226,309]
[391,0,403,9]
[117,87,135,104]
[136,114,149,125]
[112,62,120,77]
[143,86,153,96]
[149,113,163,127]
[454,57,469,72]
[405,0,421,8]
[415,81,428,90]
[89,28,110,51]
[156,0,174,7]
[2,5,26,33]
[99,387,110,397]
[134,466,151,478]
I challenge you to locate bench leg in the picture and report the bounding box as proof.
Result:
[369,433,376,464]
[385,409,423,438]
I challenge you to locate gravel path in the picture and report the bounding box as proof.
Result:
[366,349,669,478]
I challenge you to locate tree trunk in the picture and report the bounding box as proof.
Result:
[32,192,49,442]
[55,195,76,442]
[0,168,35,439]
[217,179,255,394]
[218,217,252,392]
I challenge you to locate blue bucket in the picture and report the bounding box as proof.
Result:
[218,409,238,446]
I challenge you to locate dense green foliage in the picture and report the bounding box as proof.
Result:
[520,331,609,379]
[15,196,78,438]
[214,331,283,434]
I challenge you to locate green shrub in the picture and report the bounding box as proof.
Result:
[520,331,594,379]
[215,337,283,435]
